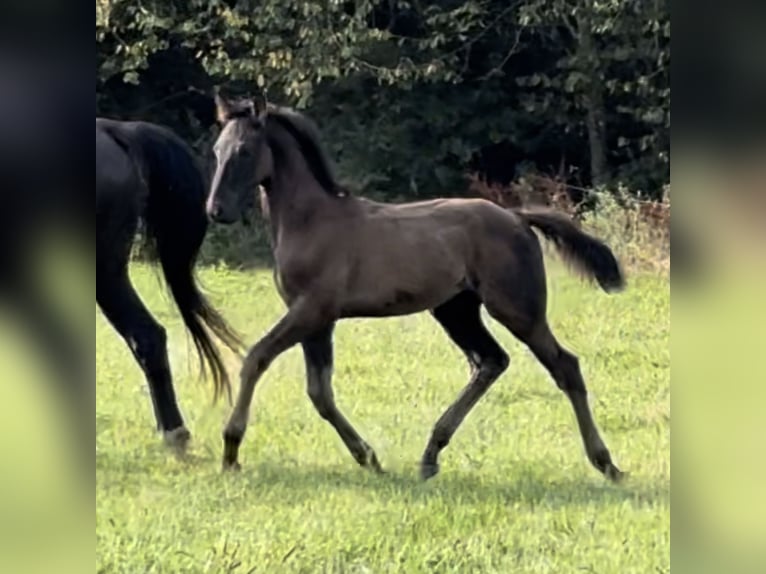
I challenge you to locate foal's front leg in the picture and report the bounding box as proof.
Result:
[302,326,383,473]
[223,301,326,471]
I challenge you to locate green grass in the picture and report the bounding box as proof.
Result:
[96,263,669,573]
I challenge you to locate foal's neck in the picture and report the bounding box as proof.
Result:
[263,127,334,236]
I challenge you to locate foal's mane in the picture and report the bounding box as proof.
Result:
[267,105,348,197]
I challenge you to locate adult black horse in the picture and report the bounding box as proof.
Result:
[96,117,245,450]
[0,56,242,454]
[2,48,243,453]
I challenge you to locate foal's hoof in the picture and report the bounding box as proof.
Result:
[605,464,626,483]
[367,452,385,475]
[420,462,440,481]
[163,427,191,454]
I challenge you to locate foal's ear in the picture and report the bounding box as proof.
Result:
[214,92,234,124]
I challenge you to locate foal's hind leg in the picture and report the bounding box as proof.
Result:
[97,270,190,451]
[302,325,383,473]
[421,291,509,480]
[517,322,623,482]
[485,281,623,482]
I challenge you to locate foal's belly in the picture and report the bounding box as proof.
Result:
[335,204,476,317]
[339,270,466,318]
[339,290,456,318]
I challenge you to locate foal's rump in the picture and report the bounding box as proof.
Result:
[418,199,624,296]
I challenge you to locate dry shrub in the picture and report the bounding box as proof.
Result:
[468,173,670,274]
[468,173,579,215]
[584,185,670,274]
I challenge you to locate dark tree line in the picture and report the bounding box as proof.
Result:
[97,0,669,202]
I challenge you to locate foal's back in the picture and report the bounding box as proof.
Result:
[343,195,532,263]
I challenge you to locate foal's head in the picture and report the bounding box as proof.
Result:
[207,93,273,224]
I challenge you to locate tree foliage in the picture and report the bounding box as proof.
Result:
[96,0,669,200]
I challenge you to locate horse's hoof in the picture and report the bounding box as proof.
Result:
[222,460,242,473]
[163,427,191,453]
[420,462,440,481]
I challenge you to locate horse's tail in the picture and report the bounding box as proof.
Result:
[516,207,625,293]
[108,122,246,402]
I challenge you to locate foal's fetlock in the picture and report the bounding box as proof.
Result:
[355,445,384,474]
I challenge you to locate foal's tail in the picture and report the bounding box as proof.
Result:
[110,122,246,402]
[516,207,625,293]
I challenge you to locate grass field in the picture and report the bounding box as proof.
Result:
[96,262,669,573]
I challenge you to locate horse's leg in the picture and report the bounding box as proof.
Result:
[421,291,509,480]
[96,269,189,451]
[302,325,383,472]
[223,300,328,470]
[514,321,623,482]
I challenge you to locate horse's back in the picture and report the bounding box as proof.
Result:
[96,120,147,250]
[97,123,142,195]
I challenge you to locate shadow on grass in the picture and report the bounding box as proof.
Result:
[215,460,668,510]
[96,437,667,510]
[96,433,210,489]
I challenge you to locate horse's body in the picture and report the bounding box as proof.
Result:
[207,94,625,481]
[96,118,244,449]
